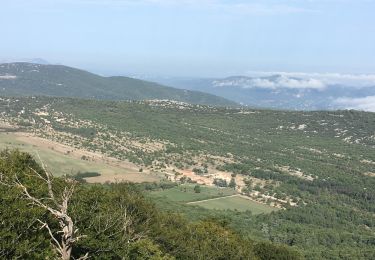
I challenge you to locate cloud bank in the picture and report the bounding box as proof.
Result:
[213,75,326,90]
[335,96,375,112]
[245,71,375,88]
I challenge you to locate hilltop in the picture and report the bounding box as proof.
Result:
[0,63,237,107]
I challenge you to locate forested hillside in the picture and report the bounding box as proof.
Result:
[0,63,236,106]
[1,96,375,259]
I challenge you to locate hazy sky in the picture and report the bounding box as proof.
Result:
[1,0,375,77]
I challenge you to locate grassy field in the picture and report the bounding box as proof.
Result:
[151,186,276,214]
[189,195,276,214]
[151,184,237,202]
[0,132,160,183]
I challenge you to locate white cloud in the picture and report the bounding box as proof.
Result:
[213,75,326,90]
[0,75,17,79]
[246,71,375,88]
[272,76,325,89]
[334,96,375,112]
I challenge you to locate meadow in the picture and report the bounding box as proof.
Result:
[150,184,275,214]
[0,132,160,183]
[188,195,276,214]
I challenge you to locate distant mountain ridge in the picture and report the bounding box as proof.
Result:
[0,63,237,106]
[152,75,375,111]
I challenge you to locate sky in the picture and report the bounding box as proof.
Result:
[1,0,375,77]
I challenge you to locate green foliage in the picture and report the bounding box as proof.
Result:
[254,241,302,260]
[193,167,204,175]
[128,239,174,260]
[153,215,258,260]
[213,178,228,187]
[229,177,236,189]
[0,150,300,259]
[194,185,201,193]
[0,150,60,259]
[70,183,158,258]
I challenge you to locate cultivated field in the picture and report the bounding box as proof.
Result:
[150,184,275,214]
[188,195,277,214]
[0,132,161,183]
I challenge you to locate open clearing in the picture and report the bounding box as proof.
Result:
[0,132,161,183]
[151,184,236,202]
[151,185,276,214]
[188,195,277,214]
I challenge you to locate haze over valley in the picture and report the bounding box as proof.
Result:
[146,73,375,111]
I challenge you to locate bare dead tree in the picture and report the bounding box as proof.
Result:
[1,152,88,260]
[0,152,150,259]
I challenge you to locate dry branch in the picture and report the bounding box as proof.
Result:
[0,152,88,260]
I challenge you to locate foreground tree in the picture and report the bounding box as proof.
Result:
[0,151,87,260]
[0,150,158,259]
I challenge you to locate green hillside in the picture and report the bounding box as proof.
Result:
[1,96,375,259]
[0,63,237,106]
